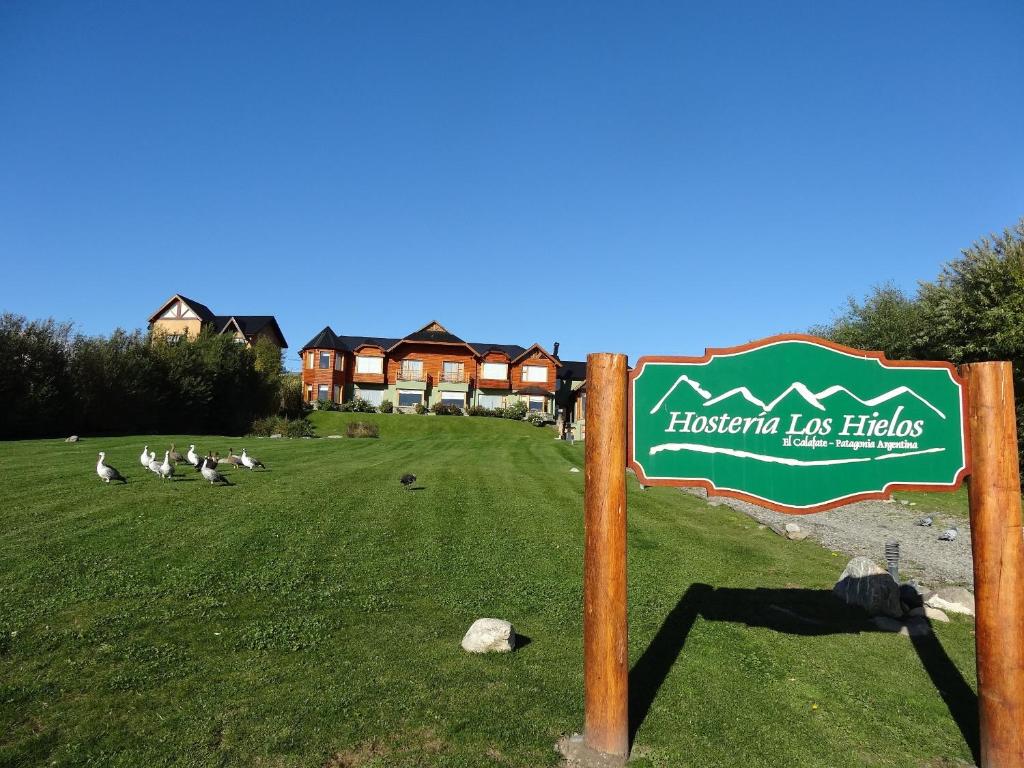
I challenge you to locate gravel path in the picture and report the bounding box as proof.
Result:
[679,488,974,588]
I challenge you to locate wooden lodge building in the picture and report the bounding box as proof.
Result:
[148,294,288,349]
[299,320,586,416]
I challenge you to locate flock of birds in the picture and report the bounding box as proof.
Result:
[916,514,959,541]
[95,442,266,486]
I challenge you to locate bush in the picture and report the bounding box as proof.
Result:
[279,376,306,419]
[249,416,315,438]
[464,405,495,417]
[432,402,463,415]
[340,397,376,413]
[414,403,428,415]
[346,421,379,438]
[379,399,394,414]
[499,400,528,420]
[316,398,336,412]
[526,410,556,426]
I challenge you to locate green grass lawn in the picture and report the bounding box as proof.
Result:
[1,413,980,767]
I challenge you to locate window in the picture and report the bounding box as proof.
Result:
[355,387,384,407]
[398,390,422,407]
[356,355,383,374]
[307,351,315,369]
[319,351,330,369]
[335,354,343,371]
[333,385,341,403]
[522,365,547,382]
[399,360,423,379]
[528,395,546,412]
[318,384,329,402]
[440,391,465,406]
[233,337,246,344]
[478,394,504,409]
[442,361,464,382]
[481,362,508,379]
[305,384,313,401]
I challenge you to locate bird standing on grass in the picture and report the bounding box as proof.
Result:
[96,452,127,484]
[222,449,242,466]
[187,444,200,466]
[148,451,161,475]
[140,445,150,469]
[159,451,175,480]
[939,526,959,541]
[400,473,417,489]
[169,443,184,463]
[240,449,265,471]
[916,516,933,527]
[200,458,232,485]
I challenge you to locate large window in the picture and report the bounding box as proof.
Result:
[528,395,546,412]
[305,384,313,401]
[317,384,330,402]
[335,354,343,371]
[355,387,384,407]
[399,360,424,380]
[307,351,315,369]
[442,361,464,382]
[319,351,331,369]
[478,394,504,409]
[440,391,465,406]
[522,365,547,382]
[398,390,423,407]
[356,355,383,374]
[481,362,508,379]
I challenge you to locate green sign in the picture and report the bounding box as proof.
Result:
[629,335,969,513]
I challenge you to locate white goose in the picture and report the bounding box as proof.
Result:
[159,451,175,480]
[148,451,161,474]
[240,449,265,471]
[187,444,200,466]
[200,458,231,485]
[96,452,127,484]
[140,444,150,468]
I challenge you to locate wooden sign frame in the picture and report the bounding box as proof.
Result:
[582,351,1023,767]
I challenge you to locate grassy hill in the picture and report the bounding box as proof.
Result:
[1,413,979,767]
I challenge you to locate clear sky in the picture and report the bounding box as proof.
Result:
[2,2,1021,370]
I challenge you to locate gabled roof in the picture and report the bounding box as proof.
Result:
[511,343,560,365]
[342,335,399,352]
[148,293,216,323]
[215,315,288,348]
[387,320,480,355]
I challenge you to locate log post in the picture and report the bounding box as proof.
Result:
[583,352,630,758]
[963,362,1024,768]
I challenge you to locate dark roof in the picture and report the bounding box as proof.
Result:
[300,326,344,351]
[472,342,527,358]
[177,295,216,322]
[557,360,587,381]
[341,335,400,351]
[214,315,288,348]
[403,328,466,344]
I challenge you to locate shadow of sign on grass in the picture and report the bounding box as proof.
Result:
[629,581,979,764]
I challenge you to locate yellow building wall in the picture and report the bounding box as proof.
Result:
[151,318,203,339]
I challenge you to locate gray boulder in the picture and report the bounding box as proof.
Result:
[461,618,516,653]
[834,557,903,618]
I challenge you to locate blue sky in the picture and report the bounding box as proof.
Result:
[1,2,1021,370]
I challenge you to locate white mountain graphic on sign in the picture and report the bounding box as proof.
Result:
[650,376,946,419]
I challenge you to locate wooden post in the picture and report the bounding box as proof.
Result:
[963,362,1024,768]
[583,352,629,758]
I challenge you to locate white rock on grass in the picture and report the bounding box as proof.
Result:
[65,435,79,443]
[461,618,516,653]
[925,587,975,617]
[570,467,580,473]
[924,606,951,623]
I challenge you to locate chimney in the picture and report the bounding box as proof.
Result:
[552,341,560,358]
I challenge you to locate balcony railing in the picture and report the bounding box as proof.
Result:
[396,367,428,382]
[438,370,471,384]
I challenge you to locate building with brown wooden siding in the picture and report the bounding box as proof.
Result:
[148,294,288,349]
[299,320,585,414]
